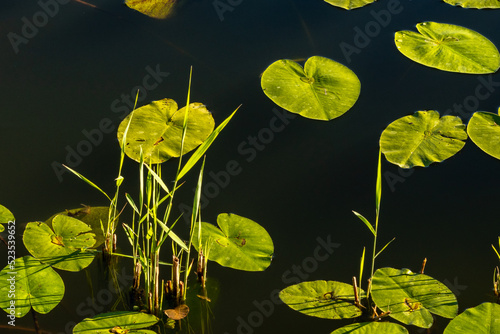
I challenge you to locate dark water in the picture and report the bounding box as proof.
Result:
[1,0,500,333]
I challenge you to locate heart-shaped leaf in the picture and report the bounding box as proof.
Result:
[0,204,14,233]
[331,322,409,334]
[324,0,377,10]
[261,56,361,121]
[443,0,500,9]
[117,99,215,164]
[23,215,96,272]
[193,213,274,271]
[73,311,159,334]
[125,0,177,19]
[395,22,500,74]
[467,110,500,160]
[45,206,109,248]
[380,110,467,168]
[371,267,458,328]
[0,256,65,318]
[279,280,365,319]
[443,302,500,333]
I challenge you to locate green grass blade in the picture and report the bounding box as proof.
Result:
[352,210,376,236]
[125,193,140,214]
[193,158,206,248]
[144,164,170,194]
[63,164,111,201]
[359,247,365,292]
[375,147,382,221]
[122,223,137,246]
[492,243,500,261]
[374,237,396,259]
[154,214,188,251]
[177,106,240,180]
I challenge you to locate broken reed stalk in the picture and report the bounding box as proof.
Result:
[420,258,427,274]
[172,255,181,304]
[197,249,206,288]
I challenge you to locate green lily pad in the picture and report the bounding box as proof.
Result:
[443,302,500,333]
[193,213,274,271]
[443,0,500,9]
[324,0,377,10]
[23,215,96,272]
[261,56,361,121]
[117,98,215,164]
[467,110,500,160]
[45,206,109,248]
[279,280,365,319]
[395,22,500,74]
[331,322,409,334]
[0,256,64,318]
[380,110,467,168]
[73,311,159,334]
[0,204,14,233]
[371,267,458,328]
[125,0,177,19]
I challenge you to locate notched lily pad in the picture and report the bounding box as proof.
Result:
[261,56,360,121]
[0,256,65,318]
[443,302,500,333]
[371,267,458,328]
[117,99,215,164]
[73,311,159,334]
[380,110,467,168]
[0,204,14,232]
[193,213,274,271]
[443,0,500,9]
[395,22,500,74]
[45,205,109,248]
[279,280,365,319]
[324,0,377,10]
[23,215,96,272]
[467,110,500,160]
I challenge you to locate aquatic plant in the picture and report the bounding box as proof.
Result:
[323,0,377,10]
[261,56,360,121]
[380,110,467,168]
[125,0,179,19]
[443,0,500,9]
[279,150,458,333]
[395,22,500,74]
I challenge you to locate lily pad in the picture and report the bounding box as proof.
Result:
[324,0,377,10]
[331,322,409,334]
[467,110,500,160]
[193,213,274,271]
[443,302,500,333]
[0,204,14,233]
[23,215,96,272]
[0,256,64,318]
[371,267,458,328]
[279,280,365,319]
[73,311,159,334]
[261,56,361,121]
[380,110,467,168]
[395,22,500,74]
[125,0,177,19]
[443,0,500,9]
[45,206,109,248]
[117,99,215,164]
